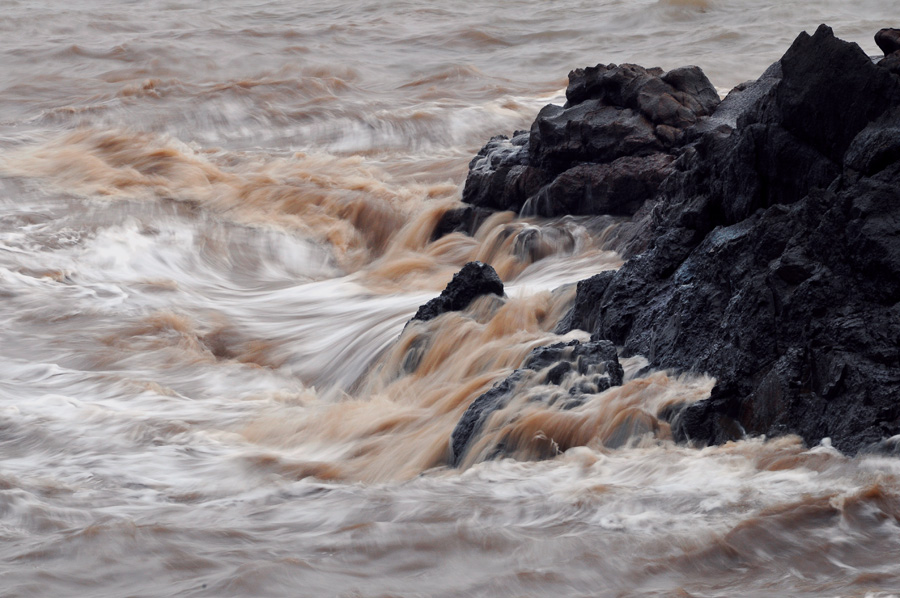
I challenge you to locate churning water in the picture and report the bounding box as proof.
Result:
[1,0,900,596]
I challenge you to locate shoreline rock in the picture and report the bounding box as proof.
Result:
[455,63,719,226]
[450,24,900,457]
[558,24,900,454]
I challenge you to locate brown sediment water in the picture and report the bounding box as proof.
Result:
[1,1,899,596]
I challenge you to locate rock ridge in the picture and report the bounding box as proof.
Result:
[452,24,900,455]
[556,24,900,454]
[452,60,720,233]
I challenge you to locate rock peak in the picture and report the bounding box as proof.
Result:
[409,261,504,324]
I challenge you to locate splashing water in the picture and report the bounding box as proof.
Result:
[1,0,900,596]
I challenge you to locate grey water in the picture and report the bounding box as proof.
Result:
[1,0,899,596]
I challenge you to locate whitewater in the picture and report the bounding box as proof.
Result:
[1,0,899,596]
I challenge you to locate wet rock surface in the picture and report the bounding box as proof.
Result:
[459,131,540,213]
[876,28,900,75]
[876,28,900,55]
[552,25,900,454]
[409,261,504,324]
[454,62,719,226]
[430,205,494,240]
[450,339,623,465]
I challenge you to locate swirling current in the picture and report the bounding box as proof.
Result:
[1,1,899,596]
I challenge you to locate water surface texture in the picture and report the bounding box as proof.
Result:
[1,1,899,596]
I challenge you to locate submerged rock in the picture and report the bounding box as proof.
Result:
[409,261,504,324]
[430,205,494,240]
[553,25,900,454]
[450,339,623,465]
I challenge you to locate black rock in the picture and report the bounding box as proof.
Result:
[523,154,674,217]
[776,25,900,164]
[450,339,622,465]
[529,101,663,172]
[431,205,494,240]
[449,371,523,466]
[558,25,900,454]
[553,271,617,336]
[523,339,621,380]
[461,131,550,213]
[881,53,900,76]
[875,28,900,56]
[447,61,720,234]
[562,63,719,126]
[409,261,504,324]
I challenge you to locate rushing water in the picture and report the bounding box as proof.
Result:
[2,1,900,596]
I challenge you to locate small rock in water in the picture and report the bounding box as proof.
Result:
[408,261,504,324]
[555,25,900,454]
[430,205,494,240]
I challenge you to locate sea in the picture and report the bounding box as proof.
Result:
[1,0,899,596]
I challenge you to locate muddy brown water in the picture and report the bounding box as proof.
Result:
[1,1,899,596]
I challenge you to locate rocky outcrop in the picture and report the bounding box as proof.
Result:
[554,25,900,454]
[450,339,623,465]
[877,28,900,55]
[409,261,504,325]
[877,28,900,75]
[454,62,719,227]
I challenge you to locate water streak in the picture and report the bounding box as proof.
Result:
[1,0,900,595]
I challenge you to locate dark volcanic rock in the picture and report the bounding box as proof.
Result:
[564,64,720,122]
[409,261,504,324]
[558,25,900,454]
[431,205,494,240]
[523,154,674,217]
[529,64,718,172]
[449,371,523,466]
[449,61,719,233]
[876,29,900,76]
[876,28,900,56]
[450,339,622,465]
[777,26,900,164]
[529,102,663,171]
[461,131,550,212]
[554,271,617,336]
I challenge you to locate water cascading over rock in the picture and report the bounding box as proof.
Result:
[403,261,629,466]
[443,24,900,457]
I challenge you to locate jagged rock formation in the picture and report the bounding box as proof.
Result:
[552,25,900,454]
[877,27,900,75]
[454,62,719,226]
[439,24,900,461]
